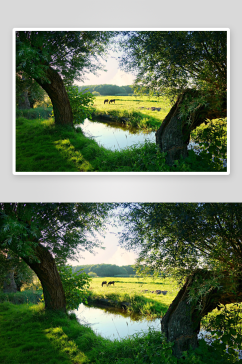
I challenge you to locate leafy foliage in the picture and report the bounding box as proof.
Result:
[58,265,91,310]
[16,31,113,85]
[118,31,227,100]
[0,203,111,263]
[118,203,242,279]
[66,86,95,124]
[202,303,242,362]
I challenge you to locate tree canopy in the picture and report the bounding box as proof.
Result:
[16,31,112,85]
[15,31,113,125]
[78,84,134,96]
[118,203,241,278]
[0,203,112,310]
[72,263,136,277]
[118,31,227,99]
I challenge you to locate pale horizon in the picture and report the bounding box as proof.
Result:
[67,227,138,267]
[74,51,136,87]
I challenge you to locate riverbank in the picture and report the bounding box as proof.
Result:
[16,116,227,173]
[0,301,234,364]
[91,95,171,130]
[87,277,178,317]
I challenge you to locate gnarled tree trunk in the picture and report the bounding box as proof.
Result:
[161,269,242,358]
[3,255,17,293]
[35,66,73,126]
[156,89,227,165]
[3,269,17,293]
[18,90,30,110]
[22,242,66,312]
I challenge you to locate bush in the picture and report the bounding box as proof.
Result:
[66,85,95,124]
[58,265,91,310]
[0,290,42,304]
[16,107,52,120]
[88,272,98,277]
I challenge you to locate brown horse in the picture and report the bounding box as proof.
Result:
[104,99,109,104]
[109,99,115,104]
[102,281,107,287]
[108,281,115,286]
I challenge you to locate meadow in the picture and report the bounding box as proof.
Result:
[87,276,179,317]
[92,95,172,130]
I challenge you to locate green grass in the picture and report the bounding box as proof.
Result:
[15,95,227,172]
[0,290,42,305]
[15,117,171,172]
[0,300,235,364]
[92,95,172,130]
[16,106,52,120]
[88,277,178,317]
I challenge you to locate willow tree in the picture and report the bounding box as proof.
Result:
[118,203,242,357]
[0,203,111,312]
[118,31,227,164]
[16,31,113,125]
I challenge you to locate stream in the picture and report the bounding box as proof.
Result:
[73,303,241,359]
[78,118,155,151]
[73,303,160,340]
[78,118,226,168]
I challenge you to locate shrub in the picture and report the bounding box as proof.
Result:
[16,107,52,120]
[58,265,91,310]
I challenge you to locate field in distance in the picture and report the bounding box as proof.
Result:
[88,276,179,316]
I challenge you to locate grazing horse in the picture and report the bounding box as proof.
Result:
[104,99,109,104]
[102,281,107,287]
[109,99,115,104]
[108,281,115,286]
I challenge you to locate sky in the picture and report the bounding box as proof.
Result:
[68,226,138,267]
[74,51,136,87]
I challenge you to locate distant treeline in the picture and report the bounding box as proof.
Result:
[72,264,136,277]
[78,84,134,96]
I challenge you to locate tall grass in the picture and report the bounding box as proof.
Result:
[0,290,42,305]
[16,107,52,120]
[0,301,233,364]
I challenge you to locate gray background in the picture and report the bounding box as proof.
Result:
[1,0,240,202]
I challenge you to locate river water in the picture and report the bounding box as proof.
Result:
[73,303,160,340]
[78,118,227,168]
[73,303,241,359]
[78,118,155,151]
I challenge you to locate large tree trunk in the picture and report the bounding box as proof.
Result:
[22,242,66,312]
[156,89,227,165]
[17,90,31,109]
[3,269,17,293]
[161,269,242,358]
[2,255,17,293]
[35,66,73,126]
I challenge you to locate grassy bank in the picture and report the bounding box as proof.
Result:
[0,290,42,305]
[92,96,171,130]
[16,116,226,173]
[87,277,178,317]
[0,301,234,364]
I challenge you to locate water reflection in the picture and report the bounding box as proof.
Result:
[78,118,155,151]
[74,303,161,340]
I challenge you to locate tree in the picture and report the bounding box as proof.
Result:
[16,31,113,125]
[0,250,35,293]
[118,203,242,357]
[118,31,227,164]
[16,72,47,109]
[0,203,111,312]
